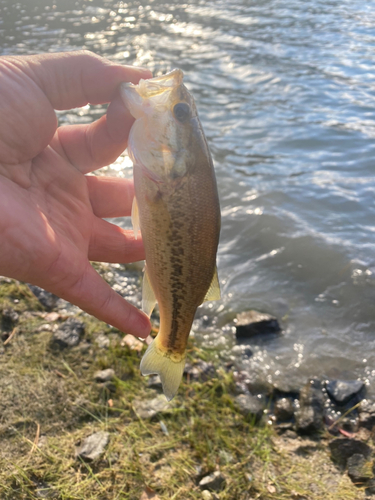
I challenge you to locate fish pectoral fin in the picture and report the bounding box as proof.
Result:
[142,265,157,317]
[131,196,140,240]
[203,266,221,302]
[140,339,186,401]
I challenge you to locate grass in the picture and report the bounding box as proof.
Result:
[0,275,371,500]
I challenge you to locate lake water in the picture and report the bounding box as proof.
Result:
[1,0,375,394]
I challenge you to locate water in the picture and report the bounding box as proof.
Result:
[1,0,375,393]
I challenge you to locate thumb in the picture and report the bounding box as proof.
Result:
[57,263,151,338]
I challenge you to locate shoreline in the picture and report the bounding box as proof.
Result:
[1,270,375,499]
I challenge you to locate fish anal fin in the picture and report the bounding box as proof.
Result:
[140,339,185,401]
[203,266,221,302]
[142,266,157,317]
[131,196,140,240]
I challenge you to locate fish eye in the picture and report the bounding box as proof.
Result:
[173,102,191,122]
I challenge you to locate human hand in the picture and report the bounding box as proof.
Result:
[0,51,152,338]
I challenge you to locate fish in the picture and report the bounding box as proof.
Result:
[120,69,221,401]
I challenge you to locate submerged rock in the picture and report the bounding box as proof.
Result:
[199,471,226,491]
[329,438,372,466]
[295,379,324,434]
[347,453,372,484]
[234,310,281,339]
[51,318,85,349]
[75,431,110,462]
[326,380,365,405]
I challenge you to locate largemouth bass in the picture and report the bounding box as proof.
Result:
[120,69,221,400]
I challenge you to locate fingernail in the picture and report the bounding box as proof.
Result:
[137,311,152,338]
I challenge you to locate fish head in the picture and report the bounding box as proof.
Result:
[120,69,203,181]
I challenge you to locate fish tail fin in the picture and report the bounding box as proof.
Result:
[140,339,185,401]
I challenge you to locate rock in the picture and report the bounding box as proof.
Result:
[184,361,216,381]
[199,471,225,492]
[359,400,375,431]
[329,438,372,466]
[235,394,264,421]
[44,312,60,322]
[133,395,170,419]
[201,491,219,500]
[75,431,110,462]
[28,285,59,310]
[121,334,144,352]
[347,454,372,484]
[326,380,365,405]
[34,481,58,499]
[1,308,19,328]
[274,398,294,422]
[147,375,162,389]
[94,369,115,383]
[51,318,85,349]
[276,422,295,433]
[295,379,324,434]
[235,310,281,339]
[95,333,110,349]
[366,478,375,494]
[140,487,160,500]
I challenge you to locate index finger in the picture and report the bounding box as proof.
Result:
[22,50,152,110]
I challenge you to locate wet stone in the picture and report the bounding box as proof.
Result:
[94,368,115,383]
[51,318,85,349]
[235,310,281,339]
[235,394,264,421]
[133,395,170,419]
[347,453,373,484]
[359,400,375,431]
[75,431,110,462]
[199,471,226,492]
[295,379,324,434]
[326,379,365,406]
[329,438,372,466]
[274,398,294,422]
[28,284,59,310]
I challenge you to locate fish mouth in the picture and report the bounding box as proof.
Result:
[120,69,185,119]
[122,69,184,99]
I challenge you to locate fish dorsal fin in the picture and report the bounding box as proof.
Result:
[142,265,157,317]
[203,267,221,302]
[131,196,140,240]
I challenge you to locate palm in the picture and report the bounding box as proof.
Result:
[0,52,151,337]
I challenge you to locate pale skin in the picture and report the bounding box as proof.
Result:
[0,50,152,338]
